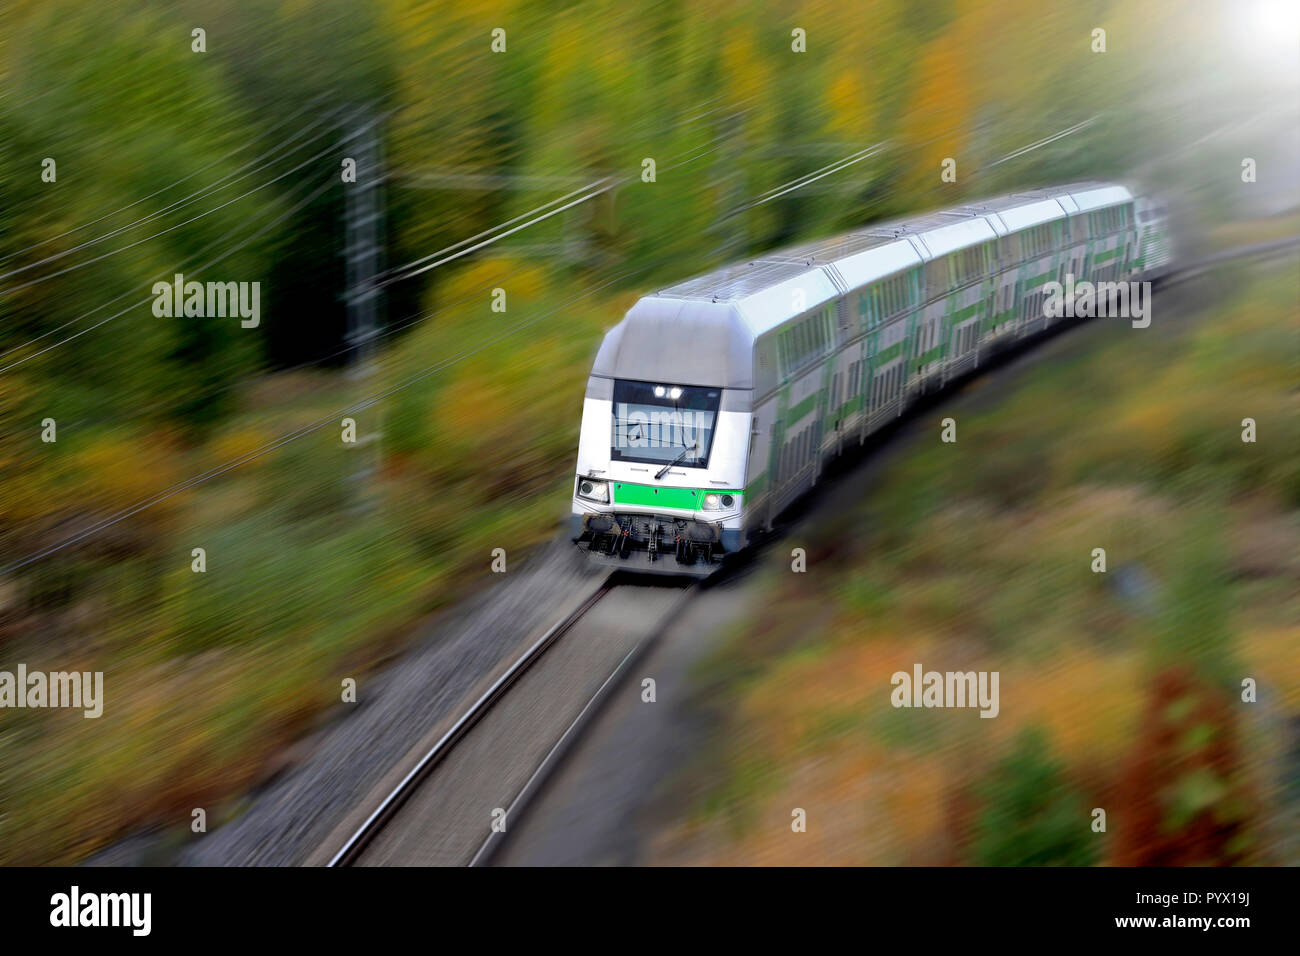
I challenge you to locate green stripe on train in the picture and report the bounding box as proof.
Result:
[612,482,742,509]
[786,390,817,423]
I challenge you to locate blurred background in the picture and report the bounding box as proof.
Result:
[0,0,1295,864]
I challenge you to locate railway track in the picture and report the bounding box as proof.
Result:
[327,575,696,867]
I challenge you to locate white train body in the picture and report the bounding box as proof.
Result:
[570,182,1172,573]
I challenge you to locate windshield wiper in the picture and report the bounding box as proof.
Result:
[655,442,697,480]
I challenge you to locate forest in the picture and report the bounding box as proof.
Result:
[0,0,1293,862]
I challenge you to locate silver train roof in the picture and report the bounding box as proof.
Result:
[591,182,1132,389]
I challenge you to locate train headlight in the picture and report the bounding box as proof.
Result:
[701,492,736,511]
[577,478,610,503]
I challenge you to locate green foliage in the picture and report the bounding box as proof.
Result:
[0,0,1291,864]
[971,727,1098,866]
[1152,513,1240,690]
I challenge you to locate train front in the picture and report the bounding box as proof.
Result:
[569,299,752,574]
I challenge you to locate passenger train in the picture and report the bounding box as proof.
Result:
[569,182,1173,574]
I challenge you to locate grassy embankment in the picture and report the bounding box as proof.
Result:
[0,260,632,863]
[654,257,1299,866]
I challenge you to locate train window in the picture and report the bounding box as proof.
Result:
[610,380,721,469]
[924,257,948,299]
[962,243,990,284]
[873,273,907,318]
[1023,224,1048,258]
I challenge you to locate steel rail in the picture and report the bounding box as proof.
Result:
[327,579,615,867]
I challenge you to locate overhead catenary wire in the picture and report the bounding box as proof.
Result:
[0,175,337,376]
[0,105,359,363]
[0,90,339,268]
[983,115,1100,169]
[380,128,733,288]
[377,179,613,283]
[0,111,370,298]
[0,167,329,365]
[720,142,892,219]
[62,265,526,430]
[0,265,647,579]
[378,179,619,287]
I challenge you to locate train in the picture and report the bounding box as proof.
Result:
[569,182,1173,574]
